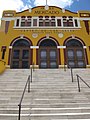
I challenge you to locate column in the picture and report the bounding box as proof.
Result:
[86,46,90,68]
[57,46,66,68]
[31,46,39,68]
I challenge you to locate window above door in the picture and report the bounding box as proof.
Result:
[14,16,81,28]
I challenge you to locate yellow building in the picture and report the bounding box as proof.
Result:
[0,6,90,71]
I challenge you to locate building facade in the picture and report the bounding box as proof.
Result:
[0,6,90,69]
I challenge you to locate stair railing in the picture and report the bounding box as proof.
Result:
[32,62,35,72]
[31,62,35,83]
[76,74,90,92]
[18,75,31,120]
[64,61,74,82]
[31,67,32,83]
[0,60,6,65]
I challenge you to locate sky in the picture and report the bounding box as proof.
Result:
[0,0,90,20]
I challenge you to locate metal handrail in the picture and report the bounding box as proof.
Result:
[31,67,32,83]
[76,74,90,92]
[32,62,35,72]
[30,62,35,83]
[0,60,6,65]
[64,61,74,82]
[18,75,30,120]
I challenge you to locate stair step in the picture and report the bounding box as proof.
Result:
[0,69,90,119]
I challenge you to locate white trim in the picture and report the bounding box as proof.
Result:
[0,113,90,117]
[30,46,39,49]
[11,38,31,46]
[19,18,21,27]
[61,17,63,27]
[29,8,32,13]
[79,18,90,20]
[0,114,29,117]
[83,46,87,49]
[14,16,82,29]
[57,46,66,49]
[77,18,81,28]
[30,65,39,68]
[62,8,65,13]
[55,17,57,27]
[13,26,81,29]
[59,65,67,68]
[30,113,90,116]
[31,17,33,27]
[38,38,58,46]
[71,35,75,38]
[65,38,85,46]
[19,34,24,38]
[1,107,90,111]
[1,17,15,21]
[6,65,10,68]
[87,65,90,67]
[9,46,12,49]
[73,18,75,27]
[32,107,90,110]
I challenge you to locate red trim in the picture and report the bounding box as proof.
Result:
[89,46,90,51]
[58,49,61,65]
[63,37,88,67]
[36,49,38,65]
[85,49,88,65]
[37,36,60,46]
[36,37,60,67]
[5,21,10,34]
[10,36,33,46]
[63,36,86,46]
[8,49,11,65]
[64,48,67,65]
[1,46,6,51]
[84,20,89,35]
[31,49,33,65]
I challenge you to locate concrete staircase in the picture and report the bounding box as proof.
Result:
[0,68,90,120]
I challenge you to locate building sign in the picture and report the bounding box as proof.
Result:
[34,10,60,14]
[34,6,60,15]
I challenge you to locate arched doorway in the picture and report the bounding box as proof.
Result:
[65,39,86,68]
[38,38,59,68]
[10,38,31,69]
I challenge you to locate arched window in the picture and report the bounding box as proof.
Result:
[62,16,73,27]
[39,16,55,27]
[66,39,83,47]
[27,16,32,26]
[21,16,26,26]
[39,39,57,47]
[21,16,32,27]
[51,16,56,26]
[13,39,31,47]
[39,16,43,26]
[45,16,50,26]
